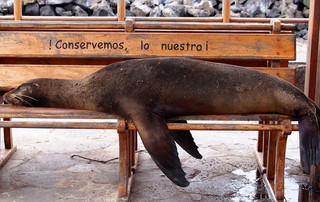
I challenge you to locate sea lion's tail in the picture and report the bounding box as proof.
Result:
[298,101,320,174]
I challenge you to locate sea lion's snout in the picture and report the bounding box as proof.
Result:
[3,91,20,105]
[3,85,37,107]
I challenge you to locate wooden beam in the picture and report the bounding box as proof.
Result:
[305,0,320,106]
[13,0,22,20]
[117,0,126,21]
[222,0,230,23]
[0,32,296,60]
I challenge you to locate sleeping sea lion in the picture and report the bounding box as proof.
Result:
[3,57,320,187]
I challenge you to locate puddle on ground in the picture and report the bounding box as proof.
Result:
[230,169,320,201]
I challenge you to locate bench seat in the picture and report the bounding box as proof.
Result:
[0,104,299,200]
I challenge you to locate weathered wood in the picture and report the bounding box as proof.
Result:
[133,17,307,24]
[0,120,299,131]
[267,129,278,179]
[305,0,320,106]
[0,21,295,31]
[0,105,297,122]
[3,118,13,149]
[0,20,125,30]
[0,65,296,88]
[21,16,118,21]
[13,0,22,20]
[262,124,269,167]
[230,17,309,24]
[0,105,117,119]
[0,65,103,87]
[118,119,129,197]
[257,131,263,152]
[222,0,230,23]
[0,145,17,167]
[117,0,126,21]
[0,32,296,59]
[133,22,295,31]
[274,131,288,200]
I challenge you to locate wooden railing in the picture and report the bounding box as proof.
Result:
[0,0,308,24]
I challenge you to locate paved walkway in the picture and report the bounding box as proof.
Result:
[0,124,318,201]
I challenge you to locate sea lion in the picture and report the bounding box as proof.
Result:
[3,57,320,187]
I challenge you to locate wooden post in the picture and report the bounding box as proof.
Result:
[305,0,320,106]
[118,119,129,197]
[3,118,13,149]
[117,0,126,21]
[262,127,269,167]
[274,131,288,200]
[274,119,291,200]
[14,0,22,20]
[222,0,230,23]
[267,121,277,179]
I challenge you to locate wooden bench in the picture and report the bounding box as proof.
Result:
[0,15,302,200]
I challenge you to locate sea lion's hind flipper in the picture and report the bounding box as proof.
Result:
[132,112,189,187]
[167,120,202,159]
[298,104,320,174]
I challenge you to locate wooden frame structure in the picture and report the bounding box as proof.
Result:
[0,0,316,201]
[305,0,320,106]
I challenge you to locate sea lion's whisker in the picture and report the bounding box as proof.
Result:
[15,96,33,107]
[19,94,38,102]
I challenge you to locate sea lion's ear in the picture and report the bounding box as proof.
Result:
[33,83,40,88]
[130,110,189,187]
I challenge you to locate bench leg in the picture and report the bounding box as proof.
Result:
[117,119,138,200]
[256,120,291,201]
[0,118,17,167]
[118,125,130,197]
[257,121,263,152]
[267,122,277,179]
[4,118,13,149]
[130,129,138,173]
[274,130,288,201]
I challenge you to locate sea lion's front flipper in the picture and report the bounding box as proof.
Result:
[131,111,189,187]
[167,120,202,159]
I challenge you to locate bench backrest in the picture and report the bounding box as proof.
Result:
[0,20,296,89]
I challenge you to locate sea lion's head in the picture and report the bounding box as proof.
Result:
[3,79,42,107]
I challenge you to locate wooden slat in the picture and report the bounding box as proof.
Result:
[0,65,103,87]
[0,20,125,29]
[0,146,17,167]
[133,22,295,31]
[21,16,118,21]
[0,65,296,88]
[0,105,117,119]
[13,0,22,20]
[305,0,320,105]
[0,105,297,125]
[222,0,230,23]
[0,21,296,31]
[0,104,300,131]
[0,119,299,131]
[0,32,296,59]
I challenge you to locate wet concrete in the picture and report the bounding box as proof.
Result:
[130,129,317,202]
[1,124,319,201]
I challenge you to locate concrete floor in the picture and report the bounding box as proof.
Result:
[0,39,317,201]
[0,122,319,202]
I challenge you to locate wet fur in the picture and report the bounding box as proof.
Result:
[4,57,320,186]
